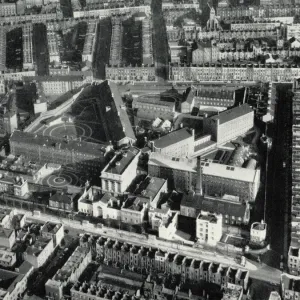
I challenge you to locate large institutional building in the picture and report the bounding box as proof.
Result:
[9,81,136,172]
[148,152,260,202]
[203,104,254,145]
[151,128,195,158]
[100,147,141,194]
[9,131,111,175]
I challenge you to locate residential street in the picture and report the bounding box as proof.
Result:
[5,206,282,284]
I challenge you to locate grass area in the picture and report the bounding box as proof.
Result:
[151,0,169,80]
[122,18,143,66]
[61,22,87,64]
[59,0,73,17]
[93,18,112,79]
[248,278,280,300]
[15,83,36,115]
[173,9,206,28]
[33,24,49,76]
[6,27,23,70]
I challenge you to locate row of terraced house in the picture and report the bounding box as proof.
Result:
[94,236,249,291]
[216,4,300,19]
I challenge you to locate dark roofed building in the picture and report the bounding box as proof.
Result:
[181,86,245,114]
[49,192,76,212]
[180,192,250,225]
[133,94,176,121]
[10,131,110,175]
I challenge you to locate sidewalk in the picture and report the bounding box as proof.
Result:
[6,206,282,283]
[13,207,257,270]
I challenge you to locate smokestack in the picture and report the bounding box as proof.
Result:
[195,156,203,196]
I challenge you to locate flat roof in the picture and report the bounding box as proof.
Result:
[25,237,52,257]
[41,222,62,234]
[0,228,14,239]
[148,152,196,172]
[201,161,260,183]
[209,104,253,125]
[198,212,218,223]
[282,273,300,292]
[149,153,259,183]
[153,128,192,149]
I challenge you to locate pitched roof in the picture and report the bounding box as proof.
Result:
[103,147,140,175]
[49,193,72,204]
[153,128,193,149]
[208,104,253,125]
[181,193,247,219]
[10,131,108,157]
[134,176,166,199]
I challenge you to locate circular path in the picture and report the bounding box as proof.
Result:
[42,123,93,141]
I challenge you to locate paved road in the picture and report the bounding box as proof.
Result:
[266,84,293,269]
[8,207,281,284]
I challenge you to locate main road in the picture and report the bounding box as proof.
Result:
[266,83,293,269]
[7,206,282,284]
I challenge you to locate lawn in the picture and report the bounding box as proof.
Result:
[93,18,112,79]
[122,18,143,66]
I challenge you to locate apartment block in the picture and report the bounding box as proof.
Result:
[101,147,140,194]
[292,81,300,249]
[109,17,122,66]
[0,263,34,300]
[151,128,194,158]
[0,228,15,249]
[192,41,218,64]
[250,221,267,244]
[82,19,97,62]
[281,273,300,300]
[181,192,250,225]
[24,237,54,268]
[196,211,223,246]
[106,65,156,82]
[41,221,64,247]
[288,247,300,276]
[169,63,300,82]
[203,104,254,145]
[181,86,244,113]
[47,30,61,63]
[133,94,176,121]
[230,21,280,31]
[94,236,249,289]
[0,248,16,267]
[0,2,16,16]
[0,28,6,71]
[46,246,92,300]
[142,17,153,65]
[22,24,33,69]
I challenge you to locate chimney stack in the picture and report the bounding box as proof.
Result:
[195,156,203,196]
